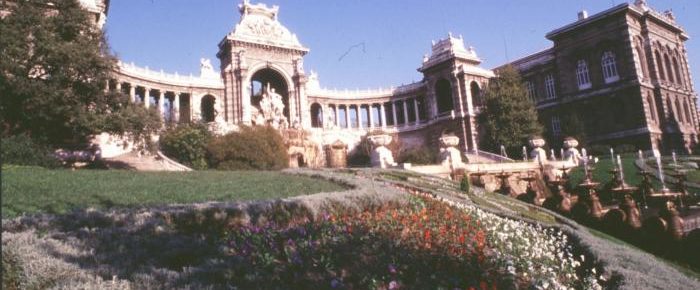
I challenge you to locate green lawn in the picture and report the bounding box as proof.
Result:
[1,166,345,218]
[568,153,662,190]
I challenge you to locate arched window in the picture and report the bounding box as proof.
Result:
[470,81,481,106]
[636,37,649,78]
[655,51,665,80]
[664,54,674,83]
[310,103,323,128]
[576,59,591,90]
[647,94,657,123]
[201,95,216,122]
[683,99,692,124]
[601,51,619,83]
[435,78,454,114]
[675,98,683,123]
[544,74,556,99]
[672,57,683,86]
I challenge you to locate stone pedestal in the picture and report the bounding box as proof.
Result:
[439,135,463,167]
[368,134,396,169]
[325,140,347,168]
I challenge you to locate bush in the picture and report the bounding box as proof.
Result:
[398,146,436,165]
[1,134,61,168]
[460,174,471,193]
[160,123,211,170]
[207,125,287,170]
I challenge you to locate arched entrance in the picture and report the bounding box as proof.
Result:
[435,78,454,114]
[201,95,216,122]
[250,68,290,122]
[310,102,323,128]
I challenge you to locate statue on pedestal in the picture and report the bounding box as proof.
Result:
[252,83,288,129]
[529,137,547,164]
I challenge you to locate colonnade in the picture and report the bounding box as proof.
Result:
[312,96,427,130]
[107,80,216,124]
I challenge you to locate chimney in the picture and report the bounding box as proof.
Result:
[578,10,588,21]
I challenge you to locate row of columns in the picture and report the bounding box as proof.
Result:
[324,97,423,130]
[108,81,188,123]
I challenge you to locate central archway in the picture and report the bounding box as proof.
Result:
[250,68,290,121]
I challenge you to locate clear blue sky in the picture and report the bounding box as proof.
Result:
[105,0,700,90]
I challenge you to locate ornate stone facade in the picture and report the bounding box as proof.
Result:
[505,0,699,153]
[101,0,698,164]
[107,0,493,162]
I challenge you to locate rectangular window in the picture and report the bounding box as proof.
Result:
[551,116,561,136]
[576,59,592,90]
[526,81,536,102]
[545,74,556,99]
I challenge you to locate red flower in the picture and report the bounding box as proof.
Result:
[424,229,431,241]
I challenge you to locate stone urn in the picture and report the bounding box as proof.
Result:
[563,137,581,165]
[439,135,463,167]
[439,135,460,148]
[368,134,393,147]
[529,137,547,163]
[368,134,396,169]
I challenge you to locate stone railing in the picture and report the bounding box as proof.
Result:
[117,61,224,89]
[307,81,425,99]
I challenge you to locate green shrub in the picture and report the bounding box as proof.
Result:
[398,146,436,165]
[460,174,471,193]
[1,134,60,168]
[206,125,287,170]
[160,123,211,170]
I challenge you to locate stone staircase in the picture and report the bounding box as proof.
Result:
[103,151,192,171]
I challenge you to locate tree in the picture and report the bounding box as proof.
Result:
[0,0,160,147]
[477,65,543,158]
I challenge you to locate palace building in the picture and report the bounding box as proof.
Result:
[49,0,700,163]
[503,0,698,154]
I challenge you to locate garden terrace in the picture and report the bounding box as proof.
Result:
[2,169,699,289]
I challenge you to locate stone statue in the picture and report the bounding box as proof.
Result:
[199,58,218,79]
[252,83,288,129]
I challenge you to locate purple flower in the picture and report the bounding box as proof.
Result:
[331,278,342,288]
[388,264,397,274]
[389,280,399,289]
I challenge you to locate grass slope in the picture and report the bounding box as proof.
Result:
[1,166,345,218]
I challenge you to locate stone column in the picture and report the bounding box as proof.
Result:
[358,105,364,130]
[144,87,150,109]
[173,93,181,123]
[157,91,164,117]
[368,104,374,129]
[334,105,340,127]
[129,85,136,103]
[413,98,420,123]
[403,100,409,127]
[344,105,350,129]
[380,103,387,128]
[115,82,122,92]
[392,102,398,126]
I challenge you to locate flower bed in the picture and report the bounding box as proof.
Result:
[220,194,602,289]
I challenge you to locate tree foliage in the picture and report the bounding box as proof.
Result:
[477,66,543,157]
[0,0,159,147]
[160,123,212,170]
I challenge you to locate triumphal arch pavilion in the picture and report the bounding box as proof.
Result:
[110,1,493,165]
